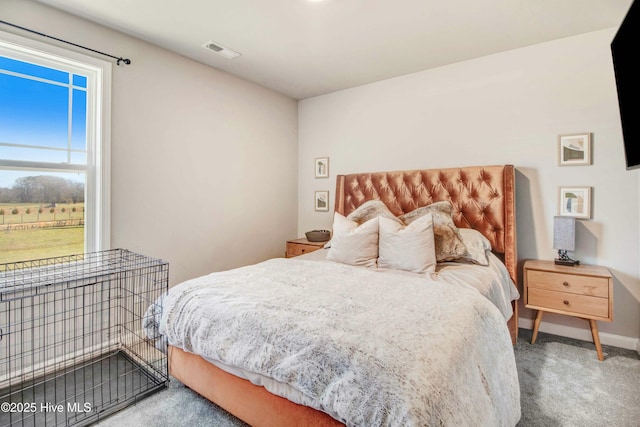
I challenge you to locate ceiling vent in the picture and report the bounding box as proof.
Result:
[202,41,241,59]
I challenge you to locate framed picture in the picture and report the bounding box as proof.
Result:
[314,191,329,212]
[558,133,591,166]
[558,186,591,218]
[314,157,329,178]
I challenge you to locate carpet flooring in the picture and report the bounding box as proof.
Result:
[515,328,640,426]
[94,328,640,427]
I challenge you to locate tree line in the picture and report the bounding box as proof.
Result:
[0,176,84,204]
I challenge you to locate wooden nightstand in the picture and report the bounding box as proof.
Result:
[524,259,613,361]
[285,238,325,258]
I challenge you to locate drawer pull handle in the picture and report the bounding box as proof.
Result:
[301,249,306,253]
[563,300,570,305]
[563,281,569,287]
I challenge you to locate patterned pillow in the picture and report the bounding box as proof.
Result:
[346,200,402,225]
[398,201,467,262]
[457,228,491,266]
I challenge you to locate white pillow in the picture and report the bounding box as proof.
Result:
[327,213,379,267]
[378,214,437,274]
[457,228,492,266]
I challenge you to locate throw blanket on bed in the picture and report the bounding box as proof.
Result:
[153,258,521,427]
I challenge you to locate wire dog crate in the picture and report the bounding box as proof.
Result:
[0,249,169,427]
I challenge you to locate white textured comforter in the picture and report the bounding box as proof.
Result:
[154,258,521,426]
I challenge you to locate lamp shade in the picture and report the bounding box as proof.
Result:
[553,216,576,251]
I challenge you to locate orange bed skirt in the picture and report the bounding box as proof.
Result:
[168,345,345,427]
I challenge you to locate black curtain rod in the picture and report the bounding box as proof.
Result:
[0,20,131,65]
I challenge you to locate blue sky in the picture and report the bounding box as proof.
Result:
[0,55,87,188]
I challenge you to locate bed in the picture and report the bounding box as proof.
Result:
[148,164,521,427]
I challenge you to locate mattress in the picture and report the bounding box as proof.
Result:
[148,253,521,426]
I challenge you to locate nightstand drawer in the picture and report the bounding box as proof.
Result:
[527,288,609,318]
[526,270,609,297]
[285,238,325,258]
[286,243,314,257]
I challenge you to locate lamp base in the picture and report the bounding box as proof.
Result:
[555,249,580,266]
[554,258,579,266]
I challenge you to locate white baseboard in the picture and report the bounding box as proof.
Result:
[519,317,640,355]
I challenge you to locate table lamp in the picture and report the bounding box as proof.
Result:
[553,216,579,266]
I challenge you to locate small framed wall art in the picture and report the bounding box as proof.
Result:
[558,133,591,166]
[558,186,591,219]
[315,191,329,212]
[315,157,329,178]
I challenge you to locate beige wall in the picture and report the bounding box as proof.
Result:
[3,0,299,286]
[298,29,640,345]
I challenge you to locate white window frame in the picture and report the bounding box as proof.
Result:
[0,30,111,252]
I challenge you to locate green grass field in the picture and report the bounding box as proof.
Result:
[0,202,84,225]
[0,226,84,265]
[0,200,85,266]
[0,202,85,264]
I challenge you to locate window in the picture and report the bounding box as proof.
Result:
[0,31,111,264]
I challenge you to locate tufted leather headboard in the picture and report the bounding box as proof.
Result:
[334,165,517,287]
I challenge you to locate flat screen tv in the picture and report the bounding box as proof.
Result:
[611,0,640,170]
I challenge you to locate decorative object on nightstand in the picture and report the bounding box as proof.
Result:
[285,238,326,258]
[524,259,613,361]
[553,216,579,266]
[305,229,331,242]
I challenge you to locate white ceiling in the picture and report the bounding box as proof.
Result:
[36,0,633,100]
